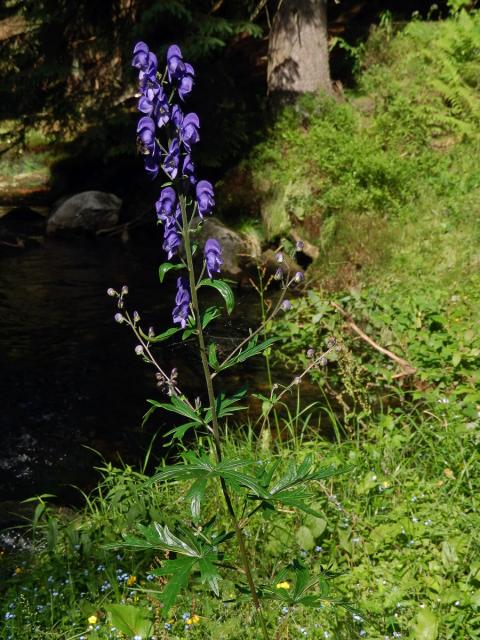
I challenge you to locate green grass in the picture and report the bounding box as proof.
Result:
[0,401,478,639]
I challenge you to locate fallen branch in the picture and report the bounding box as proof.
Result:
[331,301,416,378]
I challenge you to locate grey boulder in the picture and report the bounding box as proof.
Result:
[47,191,122,235]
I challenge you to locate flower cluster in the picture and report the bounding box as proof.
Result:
[132,42,220,328]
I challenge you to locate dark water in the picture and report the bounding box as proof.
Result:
[0,234,268,513]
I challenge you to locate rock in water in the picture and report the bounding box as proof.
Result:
[47,191,122,235]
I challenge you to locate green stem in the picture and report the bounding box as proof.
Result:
[179,195,270,640]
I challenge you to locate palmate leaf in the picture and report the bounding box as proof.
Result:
[149,454,265,517]
[144,535,222,613]
[245,456,347,515]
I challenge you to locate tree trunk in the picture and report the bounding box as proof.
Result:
[267,0,331,103]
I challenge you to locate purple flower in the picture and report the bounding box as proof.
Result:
[178,63,195,101]
[204,238,223,279]
[137,116,156,152]
[137,116,160,178]
[196,180,214,218]
[181,113,200,151]
[132,42,150,70]
[162,138,180,179]
[154,88,170,128]
[281,300,292,311]
[162,210,181,259]
[172,277,190,329]
[182,154,196,187]
[167,45,186,83]
[144,150,160,179]
[171,105,184,132]
[132,42,158,88]
[137,83,160,117]
[155,187,177,221]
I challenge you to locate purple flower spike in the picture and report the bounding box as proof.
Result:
[167,45,186,83]
[204,238,223,279]
[172,277,190,329]
[181,113,200,151]
[162,138,180,180]
[196,180,215,218]
[156,187,177,221]
[178,63,195,101]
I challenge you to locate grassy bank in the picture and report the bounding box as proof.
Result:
[2,9,480,640]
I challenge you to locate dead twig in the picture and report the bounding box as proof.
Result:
[331,301,416,378]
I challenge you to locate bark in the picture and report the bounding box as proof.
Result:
[267,0,331,102]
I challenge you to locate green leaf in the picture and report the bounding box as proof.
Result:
[151,557,196,614]
[186,478,207,520]
[296,525,315,550]
[412,608,439,640]
[146,396,203,424]
[105,604,153,637]
[219,337,281,371]
[198,279,235,314]
[208,342,219,369]
[159,262,184,283]
[202,306,221,329]
[142,326,181,344]
[198,555,221,596]
[163,421,199,443]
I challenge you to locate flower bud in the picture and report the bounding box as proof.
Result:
[133,311,140,323]
[121,285,129,296]
[274,267,283,281]
[295,240,304,251]
[148,326,155,338]
[294,271,304,283]
[293,376,301,385]
[135,345,144,356]
[326,336,337,349]
[281,300,291,311]
[307,348,315,358]
[114,313,124,323]
[319,356,328,367]
[275,252,284,263]
[107,288,116,297]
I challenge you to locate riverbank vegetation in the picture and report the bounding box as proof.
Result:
[1,8,480,640]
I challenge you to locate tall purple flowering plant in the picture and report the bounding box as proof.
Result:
[108,41,344,638]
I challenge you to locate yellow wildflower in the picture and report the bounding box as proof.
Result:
[191,614,201,624]
[14,567,23,575]
[186,618,193,625]
[276,581,291,590]
[127,575,137,586]
[88,615,98,625]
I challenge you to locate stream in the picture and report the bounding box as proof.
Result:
[0,231,271,519]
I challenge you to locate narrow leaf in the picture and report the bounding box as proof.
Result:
[198,279,235,314]
[159,262,184,283]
